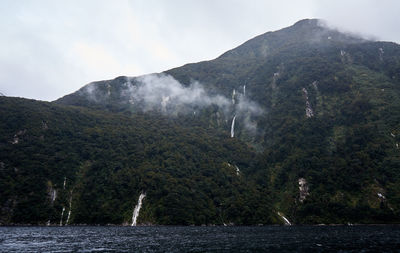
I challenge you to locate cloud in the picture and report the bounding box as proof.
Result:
[124,74,231,113]
[0,0,315,101]
[70,42,141,77]
[312,0,400,43]
[82,73,264,134]
[1,0,399,101]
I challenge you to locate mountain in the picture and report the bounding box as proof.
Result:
[0,97,271,225]
[2,19,400,225]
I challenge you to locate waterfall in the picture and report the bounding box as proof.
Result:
[312,81,318,91]
[243,85,246,97]
[227,163,240,176]
[302,88,314,118]
[52,190,57,202]
[235,165,240,176]
[106,83,112,96]
[63,177,66,190]
[272,72,279,89]
[379,47,384,61]
[230,115,236,138]
[66,210,71,225]
[232,89,236,104]
[131,193,146,226]
[50,188,57,203]
[298,178,309,202]
[305,102,314,118]
[277,212,291,225]
[66,194,72,225]
[59,207,65,226]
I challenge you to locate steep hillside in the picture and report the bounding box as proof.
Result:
[3,19,400,224]
[0,97,274,225]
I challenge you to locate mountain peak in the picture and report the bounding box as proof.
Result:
[218,18,366,60]
[292,18,321,27]
[5,17,400,226]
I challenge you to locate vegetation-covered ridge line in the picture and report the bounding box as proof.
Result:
[2,18,400,225]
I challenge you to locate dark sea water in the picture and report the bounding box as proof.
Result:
[0,225,399,252]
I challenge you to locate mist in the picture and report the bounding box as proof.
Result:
[119,73,261,116]
[130,74,231,113]
[82,73,263,134]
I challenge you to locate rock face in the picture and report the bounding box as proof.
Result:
[298,178,309,203]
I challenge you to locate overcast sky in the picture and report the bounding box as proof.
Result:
[1,0,399,101]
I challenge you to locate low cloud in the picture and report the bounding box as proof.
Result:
[83,73,263,134]
[130,74,231,113]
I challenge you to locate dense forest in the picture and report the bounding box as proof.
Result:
[0,97,276,225]
[1,19,400,225]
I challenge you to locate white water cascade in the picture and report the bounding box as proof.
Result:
[243,85,246,97]
[63,177,66,190]
[106,83,111,96]
[298,178,309,202]
[235,165,240,176]
[302,88,314,118]
[59,207,65,226]
[230,115,236,138]
[272,72,280,89]
[312,81,318,91]
[66,194,72,225]
[277,212,292,225]
[227,163,240,176]
[379,48,384,61]
[131,193,146,226]
[50,188,57,203]
[232,89,236,104]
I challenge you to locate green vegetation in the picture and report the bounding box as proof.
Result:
[2,19,400,225]
[0,98,272,225]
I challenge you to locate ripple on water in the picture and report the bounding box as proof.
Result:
[0,225,400,252]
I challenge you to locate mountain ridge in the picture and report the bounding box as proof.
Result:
[2,19,400,225]
[56,19,371,104]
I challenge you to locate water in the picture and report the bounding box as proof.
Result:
[1,226,399,252]
[302,87,314,118]
[59,207,65,226]
[66,195,72,226]
[277,212,291,226]
[131,193,146,226]
[230,115,236,138]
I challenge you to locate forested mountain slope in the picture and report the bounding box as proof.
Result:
[2,19,400,224]
[0,97,272,225]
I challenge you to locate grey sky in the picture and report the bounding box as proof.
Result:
[0,0,399,101]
